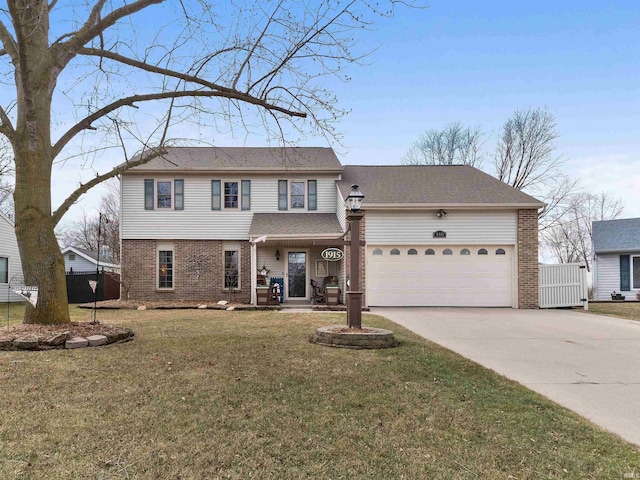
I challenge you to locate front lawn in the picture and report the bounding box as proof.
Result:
[585,302,640,321]
[0,304,638,479]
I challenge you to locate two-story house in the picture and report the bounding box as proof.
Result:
[120,147,543,308]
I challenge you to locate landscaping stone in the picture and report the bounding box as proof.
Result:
[311,326,397,349]
[14,335,39,350]
[198,304,207,309]
[45,331,70,347]
[226,306,235,311]
[217,300,228,305]
[66,337,89,349]
[87,335,108,346]
[137,305,147,310]
[0,336,15,348]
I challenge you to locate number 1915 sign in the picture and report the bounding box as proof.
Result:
[321,248,344,261]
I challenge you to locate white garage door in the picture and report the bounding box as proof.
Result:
[367,245,514,307]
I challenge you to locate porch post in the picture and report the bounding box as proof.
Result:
[250,241,257,305]
[346,211,364,329]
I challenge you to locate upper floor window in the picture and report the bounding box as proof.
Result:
[278,179,317,210]
[291,182,305,208]
[0,257,8,283]
[224,182,238,209]
[145,179,184,211]
[212,179,250,210]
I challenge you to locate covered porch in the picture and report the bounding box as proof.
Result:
[248,213,346,306]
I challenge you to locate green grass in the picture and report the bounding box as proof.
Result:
[0,304,639,479]
[585,302,640,321]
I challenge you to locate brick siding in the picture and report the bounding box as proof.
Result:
[121,239,251,303]
[517,209,539,309]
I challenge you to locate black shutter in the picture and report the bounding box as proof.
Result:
[620,255,630,291]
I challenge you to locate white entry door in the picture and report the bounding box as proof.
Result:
[367,245,514,307]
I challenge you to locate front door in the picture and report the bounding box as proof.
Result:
[287,251,307,299]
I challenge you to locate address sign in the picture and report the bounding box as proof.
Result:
[321,248,344,261]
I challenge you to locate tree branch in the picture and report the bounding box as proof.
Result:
[0,19,18,62]
[53,89,306,159]
[52,146,167,225]
[0,105,15,138]
[54,0,162,65]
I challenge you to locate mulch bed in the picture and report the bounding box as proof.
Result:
[1,322,123,340]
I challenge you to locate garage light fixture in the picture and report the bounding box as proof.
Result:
[436,209,448,218]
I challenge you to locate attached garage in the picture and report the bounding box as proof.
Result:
[366,245,514,307]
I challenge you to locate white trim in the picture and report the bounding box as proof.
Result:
[360,203,545,210]
[156,241,175,291]
[632,255,640,290]
[222,241,241,290]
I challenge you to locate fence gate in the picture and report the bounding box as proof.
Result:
[539,263,588,309]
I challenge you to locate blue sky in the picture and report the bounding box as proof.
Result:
[38,1,640,221]
[332,1,639,214]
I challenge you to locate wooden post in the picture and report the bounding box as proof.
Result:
[347,211,364,329]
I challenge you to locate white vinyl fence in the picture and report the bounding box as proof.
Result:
[539,263,588,309]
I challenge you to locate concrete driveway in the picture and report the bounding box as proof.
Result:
[373,307,640,446]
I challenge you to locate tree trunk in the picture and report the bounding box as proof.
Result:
[13,135,70,325]
[10,0,70,324]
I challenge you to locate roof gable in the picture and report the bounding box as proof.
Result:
[123,147,343,173]
[61,246,119,267]
[337,165,544,207]
[592,218,640,253]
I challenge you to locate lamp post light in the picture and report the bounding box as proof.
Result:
[346,184,365,329]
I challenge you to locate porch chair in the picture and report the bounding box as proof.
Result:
[310,275,340,305]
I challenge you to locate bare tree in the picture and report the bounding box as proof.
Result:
[403,122,485,167]
[58,179,120,261]
[0,138,13,217]
[491,107,579,228]
[542,191,623,272]
[0,0,417,324]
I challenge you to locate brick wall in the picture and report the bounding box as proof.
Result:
[121,239,251,303]
[517,209,539,309]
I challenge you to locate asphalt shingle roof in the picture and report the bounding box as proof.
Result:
[249,213,343,236]
[125,147,342,173]
[337,165,544,207]
[592,218,640,253]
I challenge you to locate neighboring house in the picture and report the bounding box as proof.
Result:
[0,212,24,302]
[120,147,543,308]
[61,246,120,274]
[592,218,640,301]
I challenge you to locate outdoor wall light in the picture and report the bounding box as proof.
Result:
[436,209,448,218]
[346,184,365,212]
[275,250,280,261]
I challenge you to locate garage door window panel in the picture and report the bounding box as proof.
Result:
[443,248,453,255]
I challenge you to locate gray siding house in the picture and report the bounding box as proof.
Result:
[593,218,640,301]
[120,147,543,308]
[61,246,120,274]
[0,212,24,302]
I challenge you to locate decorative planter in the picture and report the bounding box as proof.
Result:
[611,293,625,301]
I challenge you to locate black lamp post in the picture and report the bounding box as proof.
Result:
[346,184,365,329]
[92,213,107,324]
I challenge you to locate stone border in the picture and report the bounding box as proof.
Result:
[0,328,134,351]
[310,325,397,349]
